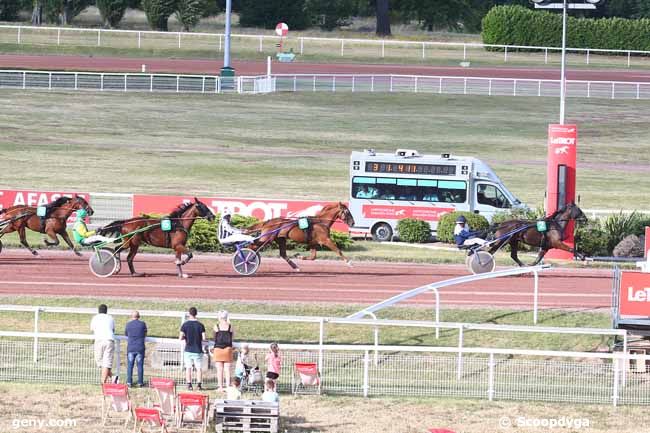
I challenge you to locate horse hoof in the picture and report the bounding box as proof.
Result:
[74,251,83,257]
[294,267,301,273]
[31,251,39,256]
[180,273,191,279]
[346,261,354,268]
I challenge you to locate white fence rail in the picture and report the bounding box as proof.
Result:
[2,70,650,100]
[2,24,650,68]
[0,330,647,405]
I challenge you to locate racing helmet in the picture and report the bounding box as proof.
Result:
[455,215,467,224]
[76,209,87,219]
[221,208,232,219]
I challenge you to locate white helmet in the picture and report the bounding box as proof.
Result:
[221,208,232,218]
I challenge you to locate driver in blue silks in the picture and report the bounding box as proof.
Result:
[453,215,486,247]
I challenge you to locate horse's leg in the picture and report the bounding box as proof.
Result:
[509,238,526,267]
[59,229,82,257]
[174,244,191,278]
[530,248,548,266]
[126,239,144,277]
[278,238,300,271]
[18,225,38,256]
[299,247,318,261]
[320,237,353,267]
[552,241,585,260]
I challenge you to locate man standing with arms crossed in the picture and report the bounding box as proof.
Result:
[180,307,206,390]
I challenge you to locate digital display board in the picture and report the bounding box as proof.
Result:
[365,162,456,176]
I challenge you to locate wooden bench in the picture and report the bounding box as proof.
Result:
[214,399,279,433]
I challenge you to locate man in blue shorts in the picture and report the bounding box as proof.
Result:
[179,307,206,390]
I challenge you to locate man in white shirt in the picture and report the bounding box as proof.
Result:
[218,209,255,245]
[90,304,116,384]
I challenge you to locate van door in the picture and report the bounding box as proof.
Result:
[473,183,512,220]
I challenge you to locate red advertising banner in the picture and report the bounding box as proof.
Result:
[361,204,455,221]
[619,272,650,317]
[133,195,349,230]
[0,189,90,223]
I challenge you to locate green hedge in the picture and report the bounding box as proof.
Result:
[396,218,431,243]
[481,5,650,51]
[436,212,489,244]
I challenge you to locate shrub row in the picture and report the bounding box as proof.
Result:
[482,5,650,51]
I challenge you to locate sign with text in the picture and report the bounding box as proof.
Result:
[361,204,455,221]
[0,189,90,223]
[619,271,650,317]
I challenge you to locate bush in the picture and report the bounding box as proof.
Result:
[308,0,354,30]
[482,5,650,52]
[239,0,310,30]
[97,0,128,27]
[188,213,259,252]
[603,211,644,253]
[436,212,489,244]
[143,0,177,30]
[0,0,21,21]
[396,218,431,243]
[575,220,609,257]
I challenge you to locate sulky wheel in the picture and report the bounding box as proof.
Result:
[232,248,261,276]
[0,239,2,255]
[89,248,118,278]
[467,251,496,274]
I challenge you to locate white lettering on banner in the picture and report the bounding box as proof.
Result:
[627,286,650,302]
[286,205,324,218]
[550,137,576,145]
[11,192,84,207]
[0,191,3,210]
[210,200,288,220]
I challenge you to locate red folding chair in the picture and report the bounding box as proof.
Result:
[101,383,133,428]
[176,392,209,433]
[292,362,321,394]
[133,407,169,433]
[150,378,177,421]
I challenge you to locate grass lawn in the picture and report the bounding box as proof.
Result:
[0,383,645,433]
[0,91,649,210]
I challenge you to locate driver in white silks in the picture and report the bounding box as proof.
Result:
[218,208,256,245]
[454,215,487,247]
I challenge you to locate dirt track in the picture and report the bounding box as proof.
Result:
[0,249,612,310]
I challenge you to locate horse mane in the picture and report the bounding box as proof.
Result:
[46,196,72,209]
[168,202,193,219]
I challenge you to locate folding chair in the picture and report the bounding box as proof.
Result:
[176,392,209,433]
[292,362,321,395]
[101,383,133,428]
[150,378,177,421]
[133,407,169,433]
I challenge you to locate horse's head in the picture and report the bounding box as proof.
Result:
[71,195,94,216]
[560,202,587,224]
[194,198,215,222]
[337,202,355,227]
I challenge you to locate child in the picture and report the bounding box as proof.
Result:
[262,379,279,403]
[225,377,242,400]
[265,342,281,381]
[235,343,251,381]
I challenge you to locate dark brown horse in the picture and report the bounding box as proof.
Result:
[488,202,587,267]
[245,202,355,271]
[98,198,215,278]
[0,195,94,256]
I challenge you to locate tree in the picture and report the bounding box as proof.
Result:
[143,0,176,30]
[175,0,203,31]
[308,0,355,30]
[239,0,310,30]
[40,0,91,24]
[97,0,128,27]
[0,0,21,21]
[375,0,391,36]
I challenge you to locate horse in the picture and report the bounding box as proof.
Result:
[98,198,214,278]
[0,195,94,256]
[245,202,355,271]
[487,202,588,267]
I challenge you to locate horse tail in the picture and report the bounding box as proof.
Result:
[97,219,126,236]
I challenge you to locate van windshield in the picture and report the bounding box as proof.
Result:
[477,184,511,209]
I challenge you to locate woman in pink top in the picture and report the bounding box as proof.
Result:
[265,342,281,380]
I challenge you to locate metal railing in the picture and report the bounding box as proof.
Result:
[2,70,650,100]
[2,24,650,68]
[0,330,646,405]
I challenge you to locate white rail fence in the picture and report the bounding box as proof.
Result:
[2,24,650,68]
[2,70,650,100]
[0,330,647,405]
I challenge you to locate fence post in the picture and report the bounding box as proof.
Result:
[293,76,297,92]
[115,338,121,379]
[138,31,141,49]
[439,77,442,94]
[414,76,418,93]
[202,77,205,94]
[352,76,355,93]
[421,42,425,59]
[97,29,101,47]
[612,83,615,99]
[612,355,620,406]
[33,308,40,363]
[332,76,336,92]
[533,269,539,324]
[340,39,344,56]
[48,72,52,90]
[389,76,393,93]
[312,76,316,92]
[219,35,222,52]
[545,48,548,64]
[637,83,640,100]
[259,36,263,52]
[300,37,304,55]
[150,74,153,92]
[176,75,180,93]
[587,81,591,98]
[627,51,631,68]
[318,318,324,374]
[17,25,21,44]
[373,327,379,366]
[513,79,517,97]
[463,77,467,95]
[538,80,541,97]
[178,32,181,49]
[22,71,26,89]
[217,77,221,93]
[489,79,492,96]
[487,352,495,401]
[463,43,467,60]
[381,40,385,58]
[504,46,508,62]
[586,49,590,65]
[370,76,374,92]
[100,73,104,91]
[363,350,370,397]
[456,326,464,380]
[57,28,60,46]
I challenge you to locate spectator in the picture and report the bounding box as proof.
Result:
[179,307,206,391]
[125,310,147,388]
[265,343,281,382]
[225,377,242,400]
[90,304,116,384]
[234,343,251,381]
[262,379,279,403]
[212,310,234,392]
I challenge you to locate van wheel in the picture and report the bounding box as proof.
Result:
[372,223,393,242]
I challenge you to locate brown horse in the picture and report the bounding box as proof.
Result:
[98,198,214,278]
[0,195,94,256]
[487,202,587,267]
[245,202,355,271]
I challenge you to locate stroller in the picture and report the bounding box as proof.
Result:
[235,352,264,395]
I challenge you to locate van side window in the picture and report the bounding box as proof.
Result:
[477,184,511,209]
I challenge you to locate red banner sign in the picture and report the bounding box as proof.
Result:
[0,189,90,223]
[133,195,349,230]
[361,204,454,221]
[619,272,650,317]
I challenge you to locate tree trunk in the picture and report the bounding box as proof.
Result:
[31,0,43,25]
[62,0,72,25]
[376,0,391,36]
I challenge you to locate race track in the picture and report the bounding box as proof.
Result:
[2,55,650,82]
[0,249,612,310]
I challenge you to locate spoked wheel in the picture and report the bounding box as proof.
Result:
[232,248,261,276]
[89,248,118,278]
[467,251,496,274]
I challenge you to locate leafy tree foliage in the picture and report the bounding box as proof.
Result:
[239,0,309,30]
[0,0,21,21]
[143,0,176,30]
[175,0,203,30]
[42,0,91,24]
[97,0,128,27]
[308,0,355,30]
